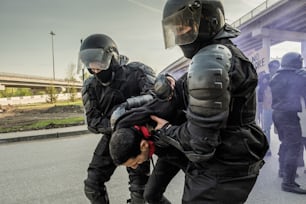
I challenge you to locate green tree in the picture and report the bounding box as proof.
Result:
[65,63,78,102]
[15,88,32,96]
[46,85,58,103]
[0,88,32,97]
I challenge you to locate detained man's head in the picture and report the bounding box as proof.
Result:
[110,128,150,169]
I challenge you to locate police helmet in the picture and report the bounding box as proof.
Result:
[281,52,303,69]
[162,0,225,49]
[78,34,120,73]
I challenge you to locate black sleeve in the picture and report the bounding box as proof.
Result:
[82,78,110,134]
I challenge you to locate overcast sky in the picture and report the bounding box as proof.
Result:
[0,0,300,79]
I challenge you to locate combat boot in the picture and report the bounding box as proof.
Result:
[158,196,171,204]
[84,185,110,204]
[282,166,306,194]
[127,192,146,204]
[146,196,171,204]
[282,183,306,194]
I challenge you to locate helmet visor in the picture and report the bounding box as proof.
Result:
[162,3,201,49]
[78,48,112,71]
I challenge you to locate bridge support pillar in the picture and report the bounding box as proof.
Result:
[262,37,271,72]
[302,41,306,67]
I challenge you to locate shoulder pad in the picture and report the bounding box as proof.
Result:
[193,44,232,72]
[82,76,95,94]
[127,61,156,84]
[119,55,129,66]
[127,61,156,77]
[214,24,240,40]
[83,76,95,87]
[295,68,306,78]
[223,43,250,63]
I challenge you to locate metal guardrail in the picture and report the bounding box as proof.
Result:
[231,0,282,28]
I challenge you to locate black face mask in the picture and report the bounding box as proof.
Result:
[179,37,208,59]
[95,69,113,84]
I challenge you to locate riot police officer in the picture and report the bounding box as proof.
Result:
[151,0,269,203]
[79,33,155,203]
[270,52,306,194]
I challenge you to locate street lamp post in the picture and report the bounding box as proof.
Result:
[50,31,56,80]
[80,38,85,82]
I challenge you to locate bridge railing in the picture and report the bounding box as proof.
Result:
[231,0,282,28]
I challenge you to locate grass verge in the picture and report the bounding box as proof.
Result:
[0,116,85,133]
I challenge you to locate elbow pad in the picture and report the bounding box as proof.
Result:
[110,94,153,130]
[188,44,232,117]
[110,102,128,130]
[126,94,153,109]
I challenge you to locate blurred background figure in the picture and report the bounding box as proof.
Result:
[297,95,306,173]
[270,52,306,194]
[257,60,280,156]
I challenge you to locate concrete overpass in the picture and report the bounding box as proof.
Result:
[0,72,83,92]
[231,0,306,72]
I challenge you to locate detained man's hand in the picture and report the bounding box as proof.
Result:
[150,115,171,148]
[150,115,169,130]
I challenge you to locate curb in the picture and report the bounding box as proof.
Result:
[0,130,90,144]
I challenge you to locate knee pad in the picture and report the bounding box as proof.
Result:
[84,185,109,204]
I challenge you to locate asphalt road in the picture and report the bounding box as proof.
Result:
[0,132,305,204]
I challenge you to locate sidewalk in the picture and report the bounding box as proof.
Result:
[0,125,90,144]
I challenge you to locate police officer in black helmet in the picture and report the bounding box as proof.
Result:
[79,33,155,204]
[150,0,269,203]
[270,52,306,194]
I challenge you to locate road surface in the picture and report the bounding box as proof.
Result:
[0,131,305,204]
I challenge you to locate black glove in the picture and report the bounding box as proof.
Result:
[151,123,171,148]
[97,118,112,134]
[154,74,174,101]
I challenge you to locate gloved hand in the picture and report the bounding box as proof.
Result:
[151,130,169,148]
[151,122,172,148]
[97,118,112,134]
[154,73,175,101]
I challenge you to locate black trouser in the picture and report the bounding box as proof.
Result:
[182,162,259,204]
[144,149,188,203]
[84,134,150,203]
[273,111,302,183]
